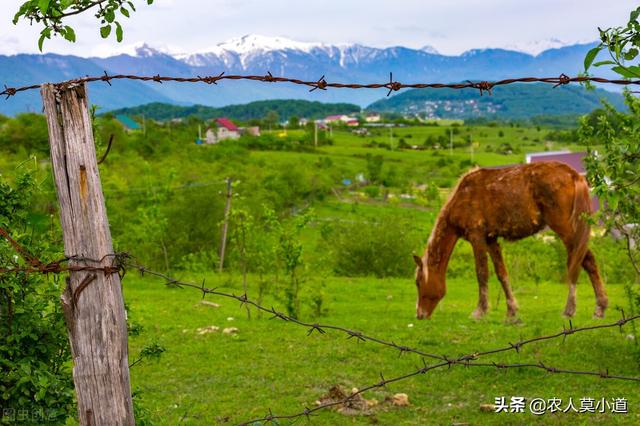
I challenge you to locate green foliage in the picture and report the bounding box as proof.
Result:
[579,92,640,344]
[107,100,361,122]
[0,171,74,424]
[368,83,626,120]
[0,113,50,155]
[584,6,640,78]
[322,215,420,278]
[14,0,155,50]
[265,207,314,319]
[365,153,384,184]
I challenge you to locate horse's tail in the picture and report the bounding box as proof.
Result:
[567,174,592,283]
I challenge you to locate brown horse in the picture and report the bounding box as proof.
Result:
[413,161,608,320]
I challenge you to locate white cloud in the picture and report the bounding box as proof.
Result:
[0,0,632,56]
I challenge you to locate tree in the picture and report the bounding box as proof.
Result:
[14,0,155,51]
[288,115,300,129]
[264,110,279,131]
[582,6,640,350]
[584,6,640,78]
[579,93,640,274]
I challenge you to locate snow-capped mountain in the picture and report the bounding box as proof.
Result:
[504,38,572,56]
[0,34,614,115]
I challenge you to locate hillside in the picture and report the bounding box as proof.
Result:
[367,83,625,119]
[106,99,361,121]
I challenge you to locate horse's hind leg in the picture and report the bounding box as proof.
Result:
[487,239,518,318]
[470,237,490,319]
[561,237,587,318]
[582,249,608,318]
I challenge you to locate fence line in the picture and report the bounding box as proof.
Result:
[3,225,639,362]
[2,227,638,371]
[2,72,640,100]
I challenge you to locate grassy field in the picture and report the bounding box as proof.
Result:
[107,124,636,425]
[124,271,639,425]
[3,117,636,425]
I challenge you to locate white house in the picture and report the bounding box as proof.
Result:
[205,118,240,144]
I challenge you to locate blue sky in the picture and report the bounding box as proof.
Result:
[0,0,633,56]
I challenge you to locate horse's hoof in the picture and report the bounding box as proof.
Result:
[593,309,605,319]
[471,309,487,319]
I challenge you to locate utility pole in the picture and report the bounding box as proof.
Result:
[218,177,233,273]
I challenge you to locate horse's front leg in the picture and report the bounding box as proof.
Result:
[470,237,489,319]
[488,239,519,318]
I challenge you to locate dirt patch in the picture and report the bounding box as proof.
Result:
[315,385,409,416]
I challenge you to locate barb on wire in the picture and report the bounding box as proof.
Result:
[3,72,640,100]
[0,226,128,277]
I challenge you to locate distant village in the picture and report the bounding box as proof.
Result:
[115,111,385,145]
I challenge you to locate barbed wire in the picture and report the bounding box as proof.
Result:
[2,225,637,367]
[2,229,639,424]
[239,357,639,426]
[2,72,640,100]
[119,261,640,425]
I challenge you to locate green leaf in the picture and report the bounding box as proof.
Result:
[100,25,112,38]
[128,1,136,11]
[584,46,602,71]
[147,0,154,4]
[63,26,76,42]
[592,60,616,67]
[38,0,50,14]
[115,21,123,42]
[120,7,130,18]
[611,65,640,78]
[38,33,46,52]
[37,27,51,52]
[105,9,115,23]
[624,48,638,61]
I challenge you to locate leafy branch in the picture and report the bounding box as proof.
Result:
[13,0,155,51]
[584,6,640,78]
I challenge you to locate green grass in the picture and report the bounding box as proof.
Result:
[125,273,639,425]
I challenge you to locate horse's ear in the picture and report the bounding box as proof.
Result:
[412,255,423,268]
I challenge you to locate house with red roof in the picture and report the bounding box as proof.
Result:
[205,118,241,144]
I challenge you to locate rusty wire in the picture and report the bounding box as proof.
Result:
[2,228,640,424]
[0,226,127,277]
[121,261,640,425]
[2,72,640,100]
[239,358,639,426]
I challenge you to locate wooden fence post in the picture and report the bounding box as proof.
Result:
[41,83,134,426]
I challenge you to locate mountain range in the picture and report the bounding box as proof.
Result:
[0,34,619,116]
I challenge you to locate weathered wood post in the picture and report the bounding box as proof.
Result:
[41,83,134,425]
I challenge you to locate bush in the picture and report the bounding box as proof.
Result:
[323,215,420,277]
[0,172,74,423]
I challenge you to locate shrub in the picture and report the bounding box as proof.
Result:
[0,172,74,423]
[323,215,420,277]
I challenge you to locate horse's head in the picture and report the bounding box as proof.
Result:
[413,255,445,319]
